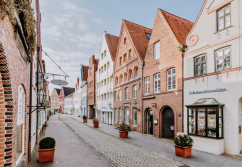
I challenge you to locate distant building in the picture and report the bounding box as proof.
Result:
[58,87,75,113]
[51,88,61,113]
[64,92,74,114]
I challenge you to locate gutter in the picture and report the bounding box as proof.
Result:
[141,61,145,133]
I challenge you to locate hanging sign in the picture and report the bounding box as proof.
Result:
[51,79,68,86]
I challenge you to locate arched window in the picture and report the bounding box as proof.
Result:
[115,77,118,86]
[128,69,133,81]
[134,67,138,78]
[124,73,128,82]
[16,85,25,162]
[119,74,123,84]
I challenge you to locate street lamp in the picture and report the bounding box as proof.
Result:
[37,88,47,107]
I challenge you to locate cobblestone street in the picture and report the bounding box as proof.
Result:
[41,114,242,167]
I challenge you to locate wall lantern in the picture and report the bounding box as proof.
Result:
[38,88,47,106]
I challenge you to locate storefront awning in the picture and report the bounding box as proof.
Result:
[186,98,225,107]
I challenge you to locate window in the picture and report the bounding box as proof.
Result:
[125,107,129,125]
[104,94,106,100]
[119,108,122,123]
[167,68,176,91]
[133,107,137,126]
[115,77,118,86]
[129,50,132,59]
[90,68,92,75]
[145,77,150,95]
[119,90,122,101]
[119,75,123,84]
[154,73,160,93]
[107,62,110,68]
[104,64,106,71]
[101,53,103,59]
[124,37,126,44]
[115,109,117,123]
[124,73,127,82]
[125,88,129,100]
[119,57,122,66]
[187,106,223,139]
[104,50,106,57]
[115,91,118,102]
[101,67,103,73]
[134,67,138,78]
[16,85,25,163]
[129,70,133,81]
[215,47,231,71]
[217,5,231,31]
[194,55,207,76]
[104,79,106,86]
[124,54,127,62]
[133,85,137,99]
[146,33,151,39]
[154,41,160,60]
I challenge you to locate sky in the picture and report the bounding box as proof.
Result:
[40,0,204,94]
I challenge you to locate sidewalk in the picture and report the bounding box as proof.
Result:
[71,115,242,167]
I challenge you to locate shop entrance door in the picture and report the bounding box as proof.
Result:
[147,109,153,135]
[163,107,174,139]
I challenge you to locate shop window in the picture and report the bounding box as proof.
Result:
[217,5,231,31]
[194,55,207,76]
[167,68,176,91]
[215,47,231,71]
[186,98,224,139]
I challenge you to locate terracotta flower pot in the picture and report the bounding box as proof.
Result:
[38,148,55,163]
[83,119,87,123]
[174,145,192,158]
[93,123,99,128]
[119,131,128,138]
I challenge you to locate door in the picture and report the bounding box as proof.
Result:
[163,107,174,139]
[147,109,153,135]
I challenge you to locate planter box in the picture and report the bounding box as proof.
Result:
[93,123,99,128]
[175,145,192,158]
[83,119,87,123]
[119,131,128,138]
[38,148,55,163]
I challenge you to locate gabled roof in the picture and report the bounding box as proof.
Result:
[55,88,61,96]
[105,33,119,61]
[62,87,75,97]
[159,9,194,45]
[65,92,74,98]
[123,20,152,61]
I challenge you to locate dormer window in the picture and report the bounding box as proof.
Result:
[217,5,231,31]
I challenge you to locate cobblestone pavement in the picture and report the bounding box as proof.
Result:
[71,115,242,167]
[59,114,184,167]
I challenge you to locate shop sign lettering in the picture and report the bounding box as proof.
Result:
[189,88,227,95]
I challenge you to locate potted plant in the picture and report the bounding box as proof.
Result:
[174,134,193,158]
[38,137,56,163]
[83,115,87,123]
[119,122,129,138]
[92,118,99,128]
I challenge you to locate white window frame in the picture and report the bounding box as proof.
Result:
[167,68,176,91]
[133,108,137,127]
[154,41,160,60]
[217,5,231,31]
[119,90,122,101]
[125,107,129,125]
[125,87,129,100]
[145,77,150,95]
[133,85,137,99]
[154,73,160,93]
[119,108,122,123]
[115,91,118,102]
[215,47,231,71]
[115,109,117,123]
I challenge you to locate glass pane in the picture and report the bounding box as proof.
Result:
[225,6,230,14]
[188,108,196,135]
[225,19,231,27]
[224,47,230,55]
[219,18,224,25]
[217,59,223,70]
[195,57,200,63]
[196,70,200,76]
[172,68,176,74]
[202,63,207,74]
[168,70,171,75]
[207,108,217,138]
[202,56,206,61]
[172,75,175,89]
[197,108,206,136]
[216,50,223,57]
[196,64,201,71]
[219,23,224,30]
[224,57,230,68]
[218,10,224,17]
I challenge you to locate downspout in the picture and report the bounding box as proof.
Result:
[141,61,145,133]
[28,55,33,162]
[239,0,241,72]
[36,46,40,144]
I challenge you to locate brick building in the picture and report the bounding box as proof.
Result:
[113,20,152,132]
[87,56,99,119]
[50,88,60,113]
[58,87,75,113]
[142,9,193,138]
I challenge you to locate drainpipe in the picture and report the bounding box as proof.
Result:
[141,61,145,133]
[36,46,40,144]
[239,0,241,71]
[28,55,33,162]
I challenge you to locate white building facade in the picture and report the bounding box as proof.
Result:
[96,32,119,125]
[184,0,242,155]
[64,93,74,114]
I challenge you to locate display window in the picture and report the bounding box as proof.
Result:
[186,98,224,139]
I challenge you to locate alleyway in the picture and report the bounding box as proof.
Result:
[42,114,242,167]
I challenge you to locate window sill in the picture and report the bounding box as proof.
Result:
[214,25,233,34]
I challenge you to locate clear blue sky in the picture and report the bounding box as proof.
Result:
[40,0,204,93]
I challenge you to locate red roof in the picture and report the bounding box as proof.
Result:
[65,92,74,98]
[123,20,152,61]
[105,34,119,61]
[159,9,194,44]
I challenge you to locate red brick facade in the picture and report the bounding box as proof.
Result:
[142,9,193,138]
[87,56,99,119]
[58,87,64,113]
[113,20,152,132]
[0,16,30,167]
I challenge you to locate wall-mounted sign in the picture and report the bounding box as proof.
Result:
[154,119,158,125]
[189,88,227,95]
